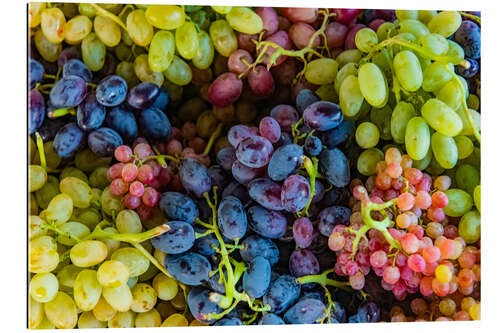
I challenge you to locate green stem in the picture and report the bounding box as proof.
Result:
[132,242,172,278]
[296,269,351,291]
[450,72,481,143]
[48,108,75,118]
[459,11,481,26]
[90,3,128,31]
[35,132,47,170]
[42,222,82,243]
[140,154,179,167]
[91,223,171,243]
[300,156,318,217]
[202,123,223,156]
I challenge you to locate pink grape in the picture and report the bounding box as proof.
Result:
[237,32,258,53]
[228,49,253,76]
[280,7,318,23]
[289,22,320,49]
[137,164,154,185]
[124,193,141,209]
[208,72,243,107]
[260,30,292,66]
[228,125,259,148]
[408,254,426,272]
[325,22,348,48]
[142,187,159,207]
[369,250,387,268]
[256,7,279,37]
[129,181,145,197]
[383,266,400,284]
[248,65,275,98]
[401,233,420,253]
[107,163,125,181]
[133,143,153,159]
[110,178,129,196]
[122,163,138,182]
[345,24,366,49]
[114,145,133,162]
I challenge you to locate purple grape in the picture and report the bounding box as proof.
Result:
[179,158,211,197]
[232,160,264,185]
[62,59,92,82]
[259,116,281,143]
[187,288,222,324]
[164,252,211,286]
[57,46,81,67]
[95,75,128,107]
[138,107,172,141]
[127,82,160,109]
[195,232,219,256]
[240,235,279,266]
[53,122,86,158]
[303,101,343,131]
[319,148,350,187]
[284,298,326,324]
[247,205,287,239]
[292,217,313,248]
[270,104,299,132]
[267,144,303,181]
[151,221,194,254]
[96,53,118,79]
[87,127,123,157]
[158,192,199,224]
[49,75,88,108]
[208,165,229,188]
[208,268,227,294]
[289,249,320,278]
[29,89,45,135]
[318,206,351,236]
[29,58,44,89]
[248,65,275,98]
[37,118,66,141]
[235,136,274,168]
[208,72,243,107]
[281,174,310,212]
[242,256,271,298]
[375,9,395,21]
[311,179,325,204]
[304,135,322,156]
[454,20,481,59]
[263,275,301,314]
[276,132,292,146]
[216,146,236,171]
[76,94,106,131]
[247,178,284,211]
[217,196,247,240]
[295,89,319,115]
[227,125,259,148]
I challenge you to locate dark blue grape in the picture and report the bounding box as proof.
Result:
[311,179,325,204]
[456,58,479,78]
[308,231,329,255]
[329,301,346,323]
[29,58,44,89]
[361,9,377,24]
[267,144,303,181]
[222,181,251,204]
[240,235,279,266]
[232,161,264,185]
[281,174,310,212]
[151,88,169,110]
[242,256,271,298]
[270,104,299,132]
[283,298,326,324]
[159,192,199,224]
[138,107,172,141]
[127,82,160,109]
[320,119,355,148]
[217,196,247,240]
[179,158,211,198]
[29,89,45,135]
[62,59,92,82]
[276,132,292,146]
[208,165,229,188]
[194,231,219,256]
[454,20,481,59]
[49,75,88,108]
[105,105,138,143]
[319,148,350,187]
[322,186,350,206]
[57,46,81,67]
[247,205,287,239]
[303,101,343,131]
[164,252,211,286]
[304,135,322,156]
[348,302,380,323]
[248,178,284,211]
[53,122,86,158]
[208,269,226,294]
[258,313,285,325]
[263,275,301,314]
[318,206,351,236]
[187,288,222,324]
[151,221,194,254]
[76,94,106,131]
[214,317,243,326]
[295,89,320,115]
[235,136,274,168]
[289,249,320,278]
[87,127,123,157]
[95,75,128,107]
[216,146,236,171]
[37,118,67,141]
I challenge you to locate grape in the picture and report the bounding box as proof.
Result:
[193,30,214,70]
[284,298,326,324]
[40,7,66,43]
[97,260,130,288]
[88,127,123,157]
[248,178,284,211]
[304,58,338,85]
[289,22,320,49]
[247,205,287,239]
[242,256,271,298]
[303,135,322,156]
[59,176,92,208]
[444,188,473,217]
[187,288,222,324]
[29,58,44,89]
[302,101,343,131]
[259,313,285,325]
[194,231,219,256]
[263,275,301,314]
[95,75,128,107]
[106,105,138,143]
[164,252,211,286]
[78,311,107,329]
[459,210,480,244]
[454,21,481,59]
[148,30,175,72]
[101,284,133,313]
[356,27,378,53]
[151,221,195,254]
[422,99,463,137]
[208,269,227,294]
[145,5,185,30]
[29,165,47,193]
[281,7,318,23]
[159,192,199,224]
[175,21,199,60]
[248,65,275,98]
[319,148,350,187]
[125,9,153,47]
[70,240,108,267]
[431,132,458,169]
[295,90,319,115]
[74,269,102,311]
[81,32,106,71]
[216,147,237,171]
[29,235,59,273]
[50,75,88,108]
[217,196,248,240]
[456,164,480,196]
[208,72,243,107]
[34,28,62,62]
[270,104,299,132]
[130,283,157,313]
[138,107,172,141]
[260,30,292,66]
[77,94,106,131]
[318,206,351,236]
[281,174,310,212]
[256,7,279,37]
[355,122,380,148]
[293,217,314,248]
[127,82,160,109]
[393,50,423,92]
[321,119,355,149]
[390,101,416,144]
[179,158,211,197]
[428,11,462,38]
[210,20,238,57]
[358,63,388,107]
[339,75,364,117]
[63,59,92,83]
[30,272,59,303]
[164,55,192,86]
[44,291,78,329]
[53,123,86,158]
[289,249,320,279]
[405,117,431,160]
[240,235,279,266]
[267,144,303,181]
[345,24,367,49]
[28,89,45,135]
[228,49,253,75]
[235,136,274,168]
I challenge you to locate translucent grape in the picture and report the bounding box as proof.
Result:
[422,62,453,92]
[226,7,264,34]
[210,20,238,57]
[34,28,62,62]
[135,309,162,327]
[428,11,462,38]
[393,50,423,92]
[175,21,199,60]
[431,132,458,169]
[108,310,135,328]
[356,122,380,149]
[44,291,78,329]
[97,260,130,288]
[192,30,215,70]
[41,7,66,44]
[422,99,463,136]
[64,15,92,45]
[30,272,59,303]
[81,33,106,72]
[355,28,378,52]
[444,189,473,217]
[111,247,149,277]
[78,311,107,329]
[164,55,192,86]
[398,19,429,39]
[405,117,430,160]
[94,15,121,47]
[126,9,153,47]
[103,284,133,312]
[131,283,157,313]
[339,75,364,117]
[145,5,185,30]
[74,269,102,311]
[305,58,339,85]
[458,210,480,244]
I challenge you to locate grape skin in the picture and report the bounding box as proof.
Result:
[242,256,271,298]
[164,252,211,286]
[267,144,303,181]
[217,196,248,240]
[247,205,287,239]
[248,178,284,211]
[158,192,199,224]
[263,275,301,314]
[151,221,195,254]
[284,298,326,324]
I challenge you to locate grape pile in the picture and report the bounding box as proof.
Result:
[28,4,480,328]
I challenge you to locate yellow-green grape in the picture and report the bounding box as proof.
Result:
[418,10,437,24]
[209,20,238,57]
[29,296,44,329]
[456,164,480,196]
[60,167,88,183]
[422,62,453,92]
[64,15,92,45]
[456,108,480,136]
[376,22,396,41]
[358,63,387,108]
[94,15,121,47]
[34,141,62,170]
[370,105,392,140]
[458,210,480,244]
[305,58,339,85]
[102,227,121,259]
[59,177,93,209]
[164,55,193,86]
[40,7,66,44]
[108,310,136,328]
[130,283,157,313]
[97,260,130,288]
[57,222,91,246]
[226,7,263,34]
[116,61,140,87]
[431,132,458,169]
[474,185,481,214]
[437,77,468,110]
[444,188,473,217]
[393,50,423,92]
[454,135,474,159]
[175,21,200,60]
[103,284,133,312]
[70,240,108,268]
[419,33,449,57]
[315,84,338,103]
[145,5,185,30]
[357,148,384,176]
[336,49,362,68]
[334,62,357,94]
[89,167,110,189]
[78,3,96,18]
[390,101,416,144]
[56,264,83,292]
[398,19,430,39]
[29,165,47,192]
[193,30,215,70]
[99,4,124,14]
[93,296,117,322]
[355,122,380,149]
[152,274,178,301]
[339,75,364,117]
[30,273,59,303]
[74,269,103,311]
[82,32,106,71]
[412,147,433,170]
[30,193,39,215]
[71,207,101,230]
[427,11,462,38]
[396,10,418,20]
[355,28,378,53]
[417,54,432,72]
[405,117,430,160]
[111,247,150,277]
[126,9,154,47]
[148,30,175,73]
[75,148,112,173]
[116,210,142,234]
[162,313,189,327]
[44,291,78,329]
[467,94,480,109]
[29,3,46,28]
[101,186,125,216]
[37,315,57,329]
[421,98,463,136]
[446,40,465,59]
[34,28,62,62]
[134,54,164,86]
[135,309,162,327]
[29,216,48,240]
[78,311,107,329]
[41,193,73,226]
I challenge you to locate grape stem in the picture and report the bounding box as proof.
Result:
[35,132,47,170]
[91,223,171,243]
[296,268,351,291]
[139,154,180,167]
[459,11,481,26]
[48,108,76,118]
[202,123,224,156]
[299,156,318,217]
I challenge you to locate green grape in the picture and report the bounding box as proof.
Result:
[467,94,480,110]
[393,50,423,92]
[417,54,432,72]
[456,164,480,196]
[334,62,357,94]
[431,132,458,169]
[419,33,449,57]
[36,315,56,329]
[427,11,462,38]
[305,58,339,85]
[111,247,150,278]
[57,222,90,246]
[97,260,130,288]
[102,227,121,259]
[78,3,96,17]
[108,310,135,328]
[78,311,107,329]
[44,291,78,329]
[437,77,468,110]
[147,31,175,73]
[212,6,232,14]
[29,215,48,240]
[134,54,165,86]
[418,10,437,24]
[100,4,123,14]
[116,210,142,234]
[71,207,102,230]
[30,193,39,215]
[315,84,338,103]
[425,155,446,176]
[101,186,125,216]
[152,273,178,301]
[145,5,185,30]
[94,15,121,47]
[60,167,88,183]
[355,28,378,53]
[456,108,480,136]
[458,210,480,244]
[75,148,113,173]
[421,98,463,136]
[446,40,465,59]
[59,177,93,209]
[196,110,218,138]
[34,28,62,62]
[339,75,364,117]
[56,264,83,292]
[422,62,453,92]
[93,296,117,322]
[444,188,473,217]
[64,15,92,45]
[138,261,159,282]
[454,135,474,159]
[40,7,66,44]
[396,10,419,20]
[398,19,430,39]
[29,165,47,192]
[116,61,140,87]
[70,240,108,268]
[114,42,133,62]
[376,22,396,41]
[40,193,73,226]
[336,49,362,68]
[82,33,106,72]
[390,101,416,143]
[392,32,417,56]
[371,50,393,79]
[405,117,430,160]
[175,21,199,60]
[126,9,154,47]
[30,272,59,303]
[355,122,380,148]
[474,185,481,214]
[131,283,157,313]
[164,55,192,86]
[193,30,215,70]
[357,148,384,176]
[209,20,237,57]
[29,296,44,329]
[191,9,211,30]
[103,284,133,312]
[35,175,60,209]
[412,147,433,170]
[74,269,103,311]
[226,7,263,34]
[135,309,162,327]
[89,166,110,189]
[358,63,387,108]
[34,141,62,169]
